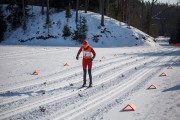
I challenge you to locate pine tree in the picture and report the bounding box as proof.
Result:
[62,24,71,38]
[81,16,88,33]
[73,16,88,43]
[176,19,180,43]
[66,3,71,18]
[46,0,50,24]
[0,8,7,42]
[100,0,105,26]
[76,0,79,23]
[6,0,29,30]
[170,18,180,44]
[41,0,45,15]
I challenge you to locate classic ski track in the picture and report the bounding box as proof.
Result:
[39,56,152,92]
[25,56,144,91]
[0,54,162,119]
[0,55,143,107]
[0,55,145,106]
[0,54,133,93]
[0,49,178,119]
[0,51,154,105]
[83,57,179,120]
[48,52,178,119]
[48,56,168,119]
[0,57,134,105]
[0,48,69,60]
[0,48,163,91]
[53,56,172,120]
[22,49,174,93]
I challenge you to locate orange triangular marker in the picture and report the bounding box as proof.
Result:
[167,66,173,69]
[32,70,40,75]
[123,104,136,111]
[159,72,166,76]
[64,63,70,66]
[148,84,157,89]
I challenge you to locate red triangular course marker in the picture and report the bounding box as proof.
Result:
[123,104,136,111]
[64,63,70,66]
[148,84,157,89]
[32,70,40,75]
[167,66,173,69]
[159,72,166,76]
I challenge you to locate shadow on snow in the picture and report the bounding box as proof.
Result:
[163,85,180,92]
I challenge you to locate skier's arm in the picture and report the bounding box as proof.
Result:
[91,48,96,60]
[76,46,82,60]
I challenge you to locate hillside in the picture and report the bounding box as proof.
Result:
[1,6,158,47]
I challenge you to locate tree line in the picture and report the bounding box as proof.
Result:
[0,0,180,43]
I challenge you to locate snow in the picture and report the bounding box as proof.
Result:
[103,63,180,120]
[1,6,157,47]
[0,6,180,120]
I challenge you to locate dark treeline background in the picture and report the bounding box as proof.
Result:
[0,0,180,43]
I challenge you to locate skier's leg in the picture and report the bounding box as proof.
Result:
[83,69,87,86]
[82,59,88,86]
[88,69,92,86]
[88,60,93,86]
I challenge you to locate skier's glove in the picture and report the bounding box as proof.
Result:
[91,56,95,61]
[76,55,79,60]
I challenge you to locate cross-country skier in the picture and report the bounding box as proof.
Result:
[76,40,96,87]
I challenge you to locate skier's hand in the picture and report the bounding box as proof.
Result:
[91,56,95,61]
[76,55,79,60]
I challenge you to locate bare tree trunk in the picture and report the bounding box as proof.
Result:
[124,0,128,23]
[47,0,50,23]
[127,0,130,26]
[76,0,79,23]
[85,0,89,13]
[101,0,105,26]
[141,0,145,30]
[131,0,135,26]
[99,0,102,14]
[46,0,50,35]
[22,0,26,31]
[22,0,25,20]
[41,0,44,15]
[117,0,121,20]
[122,0,125,22]
[145,0,157,34]
[105,0,109,16]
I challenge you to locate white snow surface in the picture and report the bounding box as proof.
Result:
[0,6,180,120]
[1,6,157,47]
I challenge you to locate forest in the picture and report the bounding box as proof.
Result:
[0,0,180,44]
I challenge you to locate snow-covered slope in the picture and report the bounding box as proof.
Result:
[0,43,179,120]
[2,6,157,47]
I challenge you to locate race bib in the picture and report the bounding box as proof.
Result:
[83,51,91,57]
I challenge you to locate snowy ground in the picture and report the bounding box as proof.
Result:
[0,6,179,120]
[0,42,179,120]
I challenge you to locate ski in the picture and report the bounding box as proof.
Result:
[77,86,87,90]
[85,85,96,90]
[77,84,96,90]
